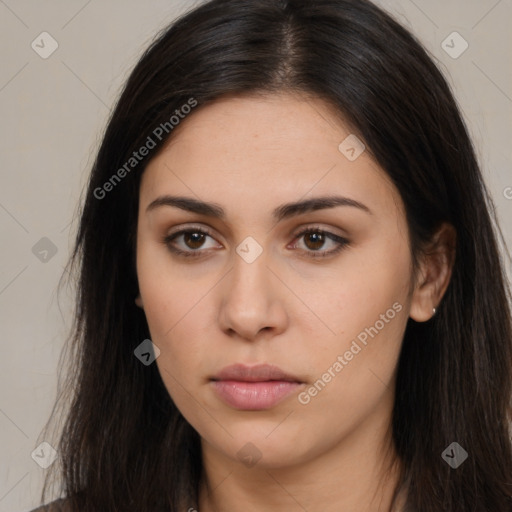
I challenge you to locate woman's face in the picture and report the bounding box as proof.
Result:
[136,93,417,469]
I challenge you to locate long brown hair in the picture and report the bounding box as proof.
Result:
[40,0,512,510]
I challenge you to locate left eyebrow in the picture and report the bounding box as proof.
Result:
[145,194,372,220]
[272,195,372,221]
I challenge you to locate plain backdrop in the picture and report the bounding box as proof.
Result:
[1,1,511,511]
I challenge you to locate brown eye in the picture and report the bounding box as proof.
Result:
[303,232,326,251]
[163,227,220,258]
[183,232,206,249]
[292,227,349,259]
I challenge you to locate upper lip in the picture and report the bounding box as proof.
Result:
[211,363,302,383]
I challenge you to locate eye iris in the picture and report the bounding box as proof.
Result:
[184,232,205,249]
[304,232,324,250]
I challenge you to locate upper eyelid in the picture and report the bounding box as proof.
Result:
[166,224,217,241]
[165,222,346,238]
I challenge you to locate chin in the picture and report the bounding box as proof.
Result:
[200,420,321,470]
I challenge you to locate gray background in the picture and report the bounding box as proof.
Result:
[0,1,511,511]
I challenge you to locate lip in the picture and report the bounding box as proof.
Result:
[210,364,304,410]
[212,363,302,382]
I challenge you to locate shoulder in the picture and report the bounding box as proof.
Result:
[28,497,72,512]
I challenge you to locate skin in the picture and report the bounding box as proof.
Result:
[135,92,455,512]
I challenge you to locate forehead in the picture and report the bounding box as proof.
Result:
[153,93,350,168]
[139,93,402,222]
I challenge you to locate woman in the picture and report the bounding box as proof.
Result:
[32,0,512,510]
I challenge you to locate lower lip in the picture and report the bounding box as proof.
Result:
[211,380,302,410]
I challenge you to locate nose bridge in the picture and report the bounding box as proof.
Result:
[229,233,270,294]
[227,246,271,309]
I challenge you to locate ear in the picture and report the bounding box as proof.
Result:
[409,222,456,322]
[135,293,144,309]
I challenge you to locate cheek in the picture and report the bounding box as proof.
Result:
[140,277,207,358]
[305,239,410,336]
[295,240,411,395]
[136,243,204,360]
[139,271,210,418]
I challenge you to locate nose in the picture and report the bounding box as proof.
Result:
[217,249,289,341]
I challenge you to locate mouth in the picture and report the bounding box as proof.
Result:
[210,363,305,410]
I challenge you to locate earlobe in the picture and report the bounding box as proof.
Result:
[135,294,144,308]
[409,222,456,322]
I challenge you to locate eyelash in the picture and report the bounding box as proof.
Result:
[162,225,349,259]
